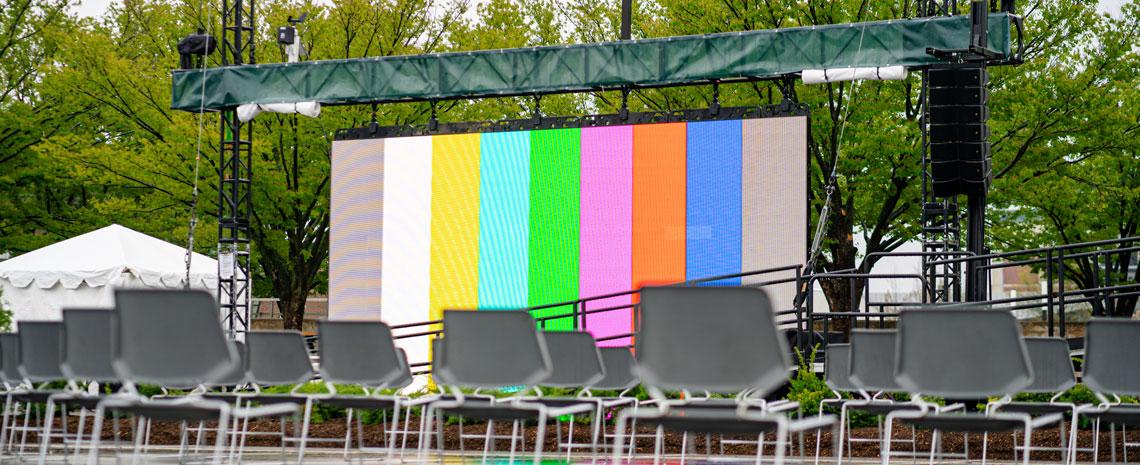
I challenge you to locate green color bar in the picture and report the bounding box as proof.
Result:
[172,14,1013,112]
[528,128,580,330]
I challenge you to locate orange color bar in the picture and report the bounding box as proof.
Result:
[632,123,687,301]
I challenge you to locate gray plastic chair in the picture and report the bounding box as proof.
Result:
[312,321,406,462]
[60,309,117,383]
[9,322,63,461]
[850,330,904,393]
[0,334,21,387]
[988,337,1082,464]
[613,287,836,465]
[895,309,1032,398]
[844,330,928,464]
[593,347,639,392]
[1079,319,1140,464]
[112,289,237,388]
[83,290,298,465]
[435,311,550,388]
[0,333,21,455]
[424,310,594,465]
[824,344,856,393]
[318,321,403,388]
[17,322,64,385]
[883,308,1061,465]
[36,310,118,464]
[246,331,314,388]
[541,331,605,389]
[1083,319,1140,397]
[389,349,413,390]
[209,341,247,387]
[635,286,790,394]
[430,338,450,385]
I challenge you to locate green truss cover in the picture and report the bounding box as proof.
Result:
[172,13,1011,112]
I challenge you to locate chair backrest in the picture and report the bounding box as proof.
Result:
[246,331,314,386]
[636,287,790,394]
[18,322,64,383]
[61,309,118,383]
[592,347,639,391]
[541,331,605,388]
[385,348,413,390]
[1022,337,1076,393]
[0,334,21,385]
[437,310,551,389]
[824,343,857,392]
[1083,319,1140,396]
[849,330,903,392]
[207,341,247,387]
[895,308,1032,398]
[113,289,237,388]
[317,321,403,386]
[431,338,450,385]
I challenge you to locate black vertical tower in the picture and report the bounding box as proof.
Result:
[218,0,255,338]
[922,0,994,303]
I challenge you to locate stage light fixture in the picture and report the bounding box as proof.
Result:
[177,28,217,70]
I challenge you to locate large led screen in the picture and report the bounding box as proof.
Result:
[330,116,808,364]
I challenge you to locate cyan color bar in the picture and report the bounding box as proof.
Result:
[685,120,742,286]
[477,131,531,308]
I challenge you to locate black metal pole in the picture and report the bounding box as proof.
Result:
[966,192,987,301]
[620,0,632,40]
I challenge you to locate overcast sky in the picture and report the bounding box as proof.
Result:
[75,0,1128,20]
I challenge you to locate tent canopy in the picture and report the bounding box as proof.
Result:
[0,224,217,321]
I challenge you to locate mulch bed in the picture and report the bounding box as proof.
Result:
[19,415,1140,461]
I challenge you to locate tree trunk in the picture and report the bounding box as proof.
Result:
[279,291,308,331]
[819,202,859,340]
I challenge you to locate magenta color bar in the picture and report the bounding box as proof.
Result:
[579,126,634,346]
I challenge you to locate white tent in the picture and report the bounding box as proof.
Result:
[0,224,218,322]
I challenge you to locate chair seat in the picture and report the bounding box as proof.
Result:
[11,391,56,403]
[437,399,542,421]
[996,402,1074,416]
[1082,405,1140,425]
[242,393,310,405]
[52,393,103,410]
[849,400,922,416]
[317,396,398,410]
[641,406,780,435]
[901,413,1029,432]
[521,397,599,409]
[105,400,229,422]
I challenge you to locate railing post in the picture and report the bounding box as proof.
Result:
[805,278,814,357]
[1046,249,1054,337]
[1058,248,1066,339]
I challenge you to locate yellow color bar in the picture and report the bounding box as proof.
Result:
[429,133,482,322]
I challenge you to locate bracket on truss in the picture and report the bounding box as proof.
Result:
[532,94,542,125]
[429,100,439,131]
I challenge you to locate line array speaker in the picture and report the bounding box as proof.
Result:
[928,63,992,198]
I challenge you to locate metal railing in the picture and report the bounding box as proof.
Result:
[368,236,1139,373]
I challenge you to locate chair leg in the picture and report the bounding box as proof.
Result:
[532,414,547,465]
[508,420,520,464]
[84,404,107,465]
[481,419,494,462]
[0,394,12,454]
[610,408,632,465]
[882,412,896,465]
[74,407,88,463]
[297,397,313,463]
[772,419,788,465]
[211,409,230,465]
[343,408,354,461]
[37,398,58,465]
[1022,420,1034,465]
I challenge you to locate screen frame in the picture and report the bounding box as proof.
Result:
[331,103,814,314]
